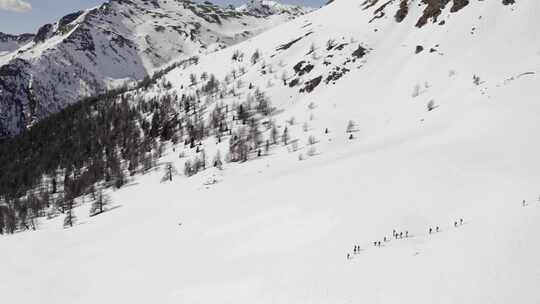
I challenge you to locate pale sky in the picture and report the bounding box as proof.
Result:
[0,0,325,34]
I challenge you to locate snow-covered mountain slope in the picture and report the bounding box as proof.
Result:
[3,0,540,303]
[0,0,310,137]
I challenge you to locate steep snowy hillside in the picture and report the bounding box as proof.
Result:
[0,0,310,137]
[2,0,540,303]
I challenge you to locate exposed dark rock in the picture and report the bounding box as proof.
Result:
[335,43,348,51]
[34,24,54,43]
[289,78,300,87]
[352,45,367,58]
[58,11,84,29]
[416,0,450,28]
[369,0,394,23]
[450,0,469,12]
[395,0,409,22]
[300,76,322,93]
[293,61,314,76]
[325,66,350,84]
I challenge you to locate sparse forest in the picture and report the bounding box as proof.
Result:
[0,54,281,234]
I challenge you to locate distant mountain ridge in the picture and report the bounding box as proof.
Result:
[0,0,311,138]
[0,32,34,54]
[236,0,314,16]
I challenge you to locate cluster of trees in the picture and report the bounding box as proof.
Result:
[226,89,281,162]
[0,59,200,233]
[0,93,151,234]
[0,51,282,234]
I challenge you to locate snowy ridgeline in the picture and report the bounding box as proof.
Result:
[2,0,540,303]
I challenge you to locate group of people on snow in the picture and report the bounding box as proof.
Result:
[453,218,464,227]
[346,218,467,260]
[347,197,540,260]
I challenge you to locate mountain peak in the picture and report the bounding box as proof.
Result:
[236,0,313,17]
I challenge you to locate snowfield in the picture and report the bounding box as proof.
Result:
[2,0,540,303]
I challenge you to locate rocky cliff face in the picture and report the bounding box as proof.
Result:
[0,0,311,137]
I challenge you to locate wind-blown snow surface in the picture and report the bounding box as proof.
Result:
[3,0,540,303]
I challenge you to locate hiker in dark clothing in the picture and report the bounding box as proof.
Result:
[405,231,409,238]
[460,218,463,225]
[454,221,457,227]
[399,232,403,239]
[436,226,440,232]
[429,227,432,234]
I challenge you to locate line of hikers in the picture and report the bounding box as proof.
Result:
[347,196,540,260]
[346,218,466,260]
[374,230,409,247]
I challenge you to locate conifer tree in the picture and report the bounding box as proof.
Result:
[90,190,110,216]
[63,198,76,228]
[161,162,178,182]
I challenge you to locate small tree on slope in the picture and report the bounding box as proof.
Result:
[63,199,76,228]
[161,162,178,182]
[90,190,110,216]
